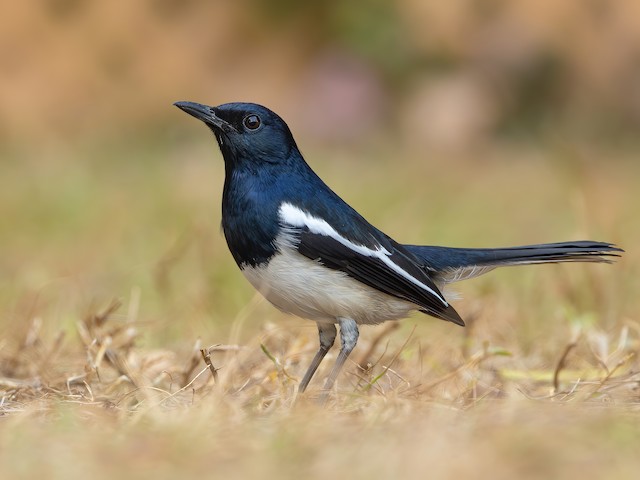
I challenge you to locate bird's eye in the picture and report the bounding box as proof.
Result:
[243,115,261,130]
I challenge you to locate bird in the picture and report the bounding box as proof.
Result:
[174,100,622,394]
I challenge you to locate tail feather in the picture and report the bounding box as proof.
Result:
[405,241,623,284]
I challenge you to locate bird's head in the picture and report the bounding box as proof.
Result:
[174,101,299,168]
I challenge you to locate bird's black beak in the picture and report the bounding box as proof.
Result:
[174,101,236,133]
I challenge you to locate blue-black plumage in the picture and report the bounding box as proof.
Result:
[174,100,622,395]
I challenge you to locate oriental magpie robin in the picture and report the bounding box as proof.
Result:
[174,101,622,394]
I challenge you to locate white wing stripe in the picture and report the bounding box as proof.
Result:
[278,202,448,306]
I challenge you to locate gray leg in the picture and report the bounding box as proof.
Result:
[298,323,337,393]
[322,317,359,392]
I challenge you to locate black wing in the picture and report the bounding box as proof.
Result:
[291,227,464,326]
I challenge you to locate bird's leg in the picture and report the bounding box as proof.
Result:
[322,317,359,392]
[298,322,337,393]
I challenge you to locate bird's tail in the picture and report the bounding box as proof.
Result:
[404,241,623,284]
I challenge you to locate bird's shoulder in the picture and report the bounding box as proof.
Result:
[283,176,388,249]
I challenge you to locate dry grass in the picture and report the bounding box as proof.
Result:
[1,292,639,480]
[2,297,638,412]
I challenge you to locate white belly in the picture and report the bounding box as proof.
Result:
[240,246,418,325]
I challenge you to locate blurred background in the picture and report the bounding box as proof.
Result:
[3,1,640,147]
[0,0,637,352]
[1,4,639,478]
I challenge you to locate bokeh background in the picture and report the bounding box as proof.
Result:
[1,2,639,479]
[4,1,640,147]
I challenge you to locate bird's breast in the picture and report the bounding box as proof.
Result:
[221,181,281,268]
